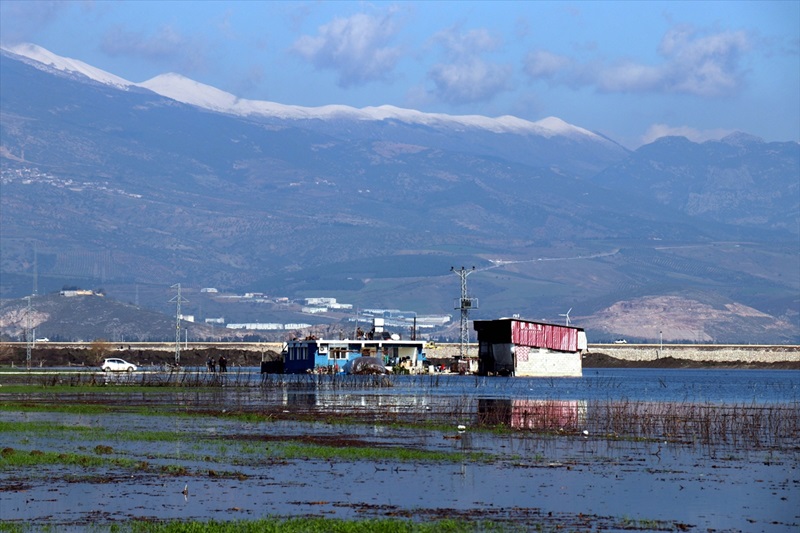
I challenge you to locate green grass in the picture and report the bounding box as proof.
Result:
[109,517,519,533]
[0,402,119,415]
[0,448,138,470]
[0,518,521,533]
[266,442,489,463]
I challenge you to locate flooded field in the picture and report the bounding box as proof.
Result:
[1,369,798,531]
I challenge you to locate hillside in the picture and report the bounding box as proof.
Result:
[1,46,798,344]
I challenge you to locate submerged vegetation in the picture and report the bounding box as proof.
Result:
[1,388,796,449]
[0,518,525,533]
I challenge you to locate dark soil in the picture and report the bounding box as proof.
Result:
[582,352,800,369]
[2,347,282,369]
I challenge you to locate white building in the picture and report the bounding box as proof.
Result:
[305,297,337,306]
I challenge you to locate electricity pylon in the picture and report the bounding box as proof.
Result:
[451,266,478,360]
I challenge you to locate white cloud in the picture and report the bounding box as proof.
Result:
[523,50,571,79]
[291,11,402,87]
[0,0,68,44]
[641,124,735,145]
[426,26,513,105]
[433,26,501,60]
[101,25,208,73]
[428,58,513,104]
[525,24,751,97]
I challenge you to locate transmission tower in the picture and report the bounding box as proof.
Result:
[32,244,38,296]
[25,296,32,370]
[169,284,188,366]
[451,266,478,359]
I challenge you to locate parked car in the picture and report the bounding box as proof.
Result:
[613,339,628,344]
[101,358,137,372]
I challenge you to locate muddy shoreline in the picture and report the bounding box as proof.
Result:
[581,352,800,369]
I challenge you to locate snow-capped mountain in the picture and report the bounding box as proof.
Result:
[4,43,610,141]
[139,72,599,138]
[2,43,797,344]
[3,43,135,89]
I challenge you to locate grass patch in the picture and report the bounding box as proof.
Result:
[266,442,488,463]
[93,517,515,532]
[0,448,138,470]
[0,402,118,416]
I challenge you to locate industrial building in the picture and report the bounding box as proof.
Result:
[473,318,587,377]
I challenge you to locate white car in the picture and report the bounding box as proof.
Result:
[101,358,137,372]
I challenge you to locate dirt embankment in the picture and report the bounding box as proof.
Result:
[0,347,283,369]
[582,352,800,370]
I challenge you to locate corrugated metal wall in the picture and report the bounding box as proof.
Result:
[511,320,578,352]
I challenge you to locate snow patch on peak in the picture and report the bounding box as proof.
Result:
[533,116,594,137]
[4,42,607,144]
[2,43,134,89]
[134,75,602,141]
[138,73,238,112]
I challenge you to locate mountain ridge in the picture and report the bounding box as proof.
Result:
[1,44,797,344]
[1,43,620,143]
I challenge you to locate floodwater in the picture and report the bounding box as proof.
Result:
[1,369,798,531]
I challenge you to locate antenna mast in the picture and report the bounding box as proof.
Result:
[451,266,478,360]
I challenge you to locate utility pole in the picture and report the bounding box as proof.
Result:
[451,266,478,360]
[169,284,187,366]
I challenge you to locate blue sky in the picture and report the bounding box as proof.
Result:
[1,0,797,147]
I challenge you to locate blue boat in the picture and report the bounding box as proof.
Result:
[284,320,426,374]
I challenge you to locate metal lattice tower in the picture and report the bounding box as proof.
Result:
[32,244,38,296]
[451,266,477,359]
[25,296,32,370]
[169,284,187,366]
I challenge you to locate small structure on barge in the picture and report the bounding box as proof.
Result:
[284,319,426,374]
[473,318,586,377]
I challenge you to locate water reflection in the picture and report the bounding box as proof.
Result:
[478,399,587,430]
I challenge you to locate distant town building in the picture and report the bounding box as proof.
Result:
[226,323,284,330]
[414,315,452,327]
[204,317,225,324]
[284,323,313,330]
[60,289,95,297]
[200,287,218,293]
[305,297,337,306]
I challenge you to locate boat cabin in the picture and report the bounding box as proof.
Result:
[284,320,426,374]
